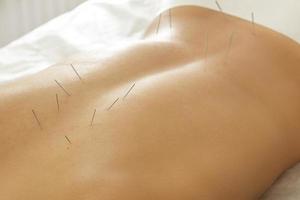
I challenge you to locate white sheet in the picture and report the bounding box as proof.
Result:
[0,0,299,199]
[0,0,299,83]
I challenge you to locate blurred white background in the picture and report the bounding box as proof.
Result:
[0,0,86,47]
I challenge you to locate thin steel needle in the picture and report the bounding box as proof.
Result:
[32,109,42,130]
[56,93,60,112]
[156,14,162,34]
[70,64,83,81]
[215,1,223,13]
[251,12,256,35]
[90,109,97,126]
[54,80,71,96]
[225,32,235,64]
[169,9,172,31]
[204,32,208,63]
[123,83,136,100]
[65,135,72,144]
[107,97,119,111]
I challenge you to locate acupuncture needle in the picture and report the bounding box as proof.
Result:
[56,93,60,112]
[204,32,208,63]
[70,64,83,81]
[215,1,223,13]
[251,12,256,35]
[90,109,97,127]
[107,97,119,111]
[123,83,136,100]
[156,14,162,34]
[65,135,72,144]
[169,9,172,31]
[54,80,71,96]
[32,109,42,130]
[225,32,235,64]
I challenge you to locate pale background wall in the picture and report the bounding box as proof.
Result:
[0,0,87,47]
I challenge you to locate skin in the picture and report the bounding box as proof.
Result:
[0,6,300,200]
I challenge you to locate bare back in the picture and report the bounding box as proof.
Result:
[0,6,300,200]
